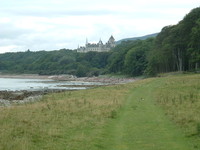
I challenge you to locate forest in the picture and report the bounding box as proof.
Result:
[0,7,200,77]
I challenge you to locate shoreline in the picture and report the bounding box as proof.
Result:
[0,74,137,84]
[0,74,138,106]
[0,74,50,80]
[0,89,80,106]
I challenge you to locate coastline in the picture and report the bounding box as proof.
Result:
[0,74,50,80]
[0,74,137,84]
[0,74,138,106]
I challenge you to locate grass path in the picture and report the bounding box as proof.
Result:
[100,79,193,150]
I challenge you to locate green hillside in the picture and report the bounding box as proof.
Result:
[116,33,158,44]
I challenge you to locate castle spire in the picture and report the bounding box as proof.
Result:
[86,38,88,45]
[108,35,115,47]
[99,38,103,45]
[85,38,88,47]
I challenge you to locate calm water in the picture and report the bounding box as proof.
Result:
[0,78,100,91]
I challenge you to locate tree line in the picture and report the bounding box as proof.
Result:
[108,7,200,76]
[0,49,110,77]
[0,7,200,77]
[146,7,200,75]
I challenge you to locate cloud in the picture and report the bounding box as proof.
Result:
[0,45,20,53]
[0,22,33,39]
[1,7,115,18]
[0,0,199,53]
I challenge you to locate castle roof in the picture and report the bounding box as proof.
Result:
[109,35,115,40]
[87,43,99,47]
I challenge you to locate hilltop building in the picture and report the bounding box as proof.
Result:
[77,36,115,53]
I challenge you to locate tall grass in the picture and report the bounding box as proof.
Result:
[0,84,129,150]
[155,74,200,139]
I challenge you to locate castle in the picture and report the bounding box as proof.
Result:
[77,36,115,53]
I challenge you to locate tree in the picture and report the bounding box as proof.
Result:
[76,63,89,77]
[188,19,200,70]
[124,40,153,76]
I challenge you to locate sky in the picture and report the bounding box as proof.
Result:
[0,0,199,53]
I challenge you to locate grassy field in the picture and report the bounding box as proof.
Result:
[155,74,200,149]
[0,74,200,150]
[0,84,129,150]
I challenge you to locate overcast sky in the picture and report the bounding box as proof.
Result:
[0,0,199,53]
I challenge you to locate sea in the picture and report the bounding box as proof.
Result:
[0,78,100,91]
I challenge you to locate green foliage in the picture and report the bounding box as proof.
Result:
[0,49,110,77]
[146,7,200,74]
[107,41,132,73]
[124,39,154,76]
[107,7,200,76]
[107,39,155,76]
[75,63,89,77]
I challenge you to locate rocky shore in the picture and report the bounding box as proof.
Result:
[0,89,74,106]
[0,74,138,106]
[75,76,137,84]
[0,95,43,107]
[0,89,69,101]
[0,74,137,84]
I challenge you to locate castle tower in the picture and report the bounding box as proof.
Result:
[98,39,103,51]
[85,38,88,47]
[98,39,103,46]
[108,35,115,47]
